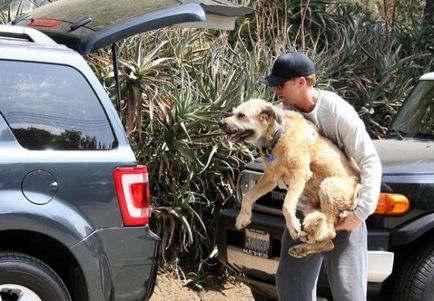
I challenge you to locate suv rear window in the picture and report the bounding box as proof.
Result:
[0,60,116,150]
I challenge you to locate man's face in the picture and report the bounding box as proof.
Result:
[272,77,302,105]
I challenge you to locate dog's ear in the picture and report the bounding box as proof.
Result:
[260,105,282,124]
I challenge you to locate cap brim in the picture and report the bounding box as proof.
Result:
[260,75,288,87]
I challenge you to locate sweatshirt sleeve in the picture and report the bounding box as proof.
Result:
[337,108,382,221]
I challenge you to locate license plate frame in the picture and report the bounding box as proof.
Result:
[243,228,271,258]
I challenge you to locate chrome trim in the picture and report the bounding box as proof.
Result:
[237,169,288,214]
[253,204,282,216]
[227,246,394,283]
[227,246,279,275]
[367,251,394,282]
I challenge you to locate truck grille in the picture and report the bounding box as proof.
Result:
[255,189,285,215]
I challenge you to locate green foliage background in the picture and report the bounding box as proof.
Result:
[2,0,433,286]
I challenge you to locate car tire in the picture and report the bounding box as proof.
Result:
[393,241,434,301]
[0,252,71,301]
[251,288,276,301]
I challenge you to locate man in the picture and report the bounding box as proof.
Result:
[261,52,382,301]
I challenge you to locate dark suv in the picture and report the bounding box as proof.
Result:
[0,24,159,301]
[217,72,434,301]
[0,1,252,300]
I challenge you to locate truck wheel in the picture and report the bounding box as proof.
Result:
[0,252,71,301]
[393,241,434,301]
[251,288,276,301]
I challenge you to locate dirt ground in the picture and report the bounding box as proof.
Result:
[150,272,254,301]
[149,271,328,301]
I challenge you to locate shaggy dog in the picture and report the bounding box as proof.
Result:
[219,98,361,257]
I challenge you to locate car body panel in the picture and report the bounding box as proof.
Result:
[420,72,434,80]
[0,192,94,246]
[70,226,160,301]
[374,139,434,176]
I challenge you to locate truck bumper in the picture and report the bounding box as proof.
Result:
[217,208,394,299]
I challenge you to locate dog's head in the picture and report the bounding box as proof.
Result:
[219,98,282,147]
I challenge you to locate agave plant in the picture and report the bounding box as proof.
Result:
[91,29,259,274]
[0,0,51,24]
[143,31,256,267]
[0,0,23,23]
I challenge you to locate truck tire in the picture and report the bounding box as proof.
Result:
[393,241,434,301]
[251,288,277,301]
[0,252,71,301]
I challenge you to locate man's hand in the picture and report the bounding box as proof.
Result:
[335,211,362,231]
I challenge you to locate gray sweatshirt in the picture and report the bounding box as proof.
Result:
[279,89,382,221]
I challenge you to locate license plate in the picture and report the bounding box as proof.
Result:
[243,228,271,258]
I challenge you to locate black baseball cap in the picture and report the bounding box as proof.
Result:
[261,52,315,87]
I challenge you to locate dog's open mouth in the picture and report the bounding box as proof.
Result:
[225,129,254,143]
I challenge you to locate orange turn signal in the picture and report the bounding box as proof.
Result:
[375,193,410,215]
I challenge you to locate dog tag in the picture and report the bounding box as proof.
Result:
[267,155,275,163]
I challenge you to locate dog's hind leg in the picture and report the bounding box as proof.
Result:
[282,168,311,241]
[320,177,359,213]
[288,240,334,258]
[319,177,359,226]
[311,177,360,244]
[302,211,335,243]
[337,182,362,222]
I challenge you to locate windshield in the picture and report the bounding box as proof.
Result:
[389,80,434,139]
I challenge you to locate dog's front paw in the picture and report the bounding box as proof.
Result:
[340,210,349,218]
[298,233,314,243]
[288,245,309,258]
[287,219,306,241]
[235,212,252,229]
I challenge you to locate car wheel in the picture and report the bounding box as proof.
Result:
[0,252,71,301]
[251,288,276,301]
[393,241,434,301]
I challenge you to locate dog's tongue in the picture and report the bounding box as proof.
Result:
[227,133,240,143]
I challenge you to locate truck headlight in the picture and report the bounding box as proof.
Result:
[236,170,263,206]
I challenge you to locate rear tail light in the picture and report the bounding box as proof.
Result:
[27,18,64,28]
[375,193,410,215]
[113,166,150,226]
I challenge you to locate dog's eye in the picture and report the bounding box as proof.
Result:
[236,113,246,119]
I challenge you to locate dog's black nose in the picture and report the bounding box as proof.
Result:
[218,120,227,129]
